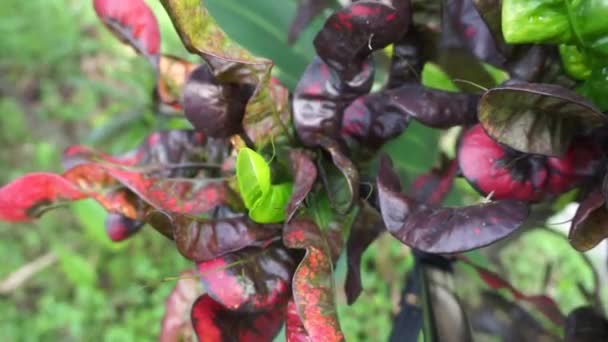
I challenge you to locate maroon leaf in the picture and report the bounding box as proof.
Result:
[197,245,296,312]
[283,218,345,341]
[458,256,565,326]
[569,191,608,252]
[386,27,425,88]
[286,150,318,222]
[410,156,458,205]
[286,299,313,342]
[565,307,608,342]
[313,0,410,81]
[146,211,281,262]
[93,0,161,66]
[159,270,203,342]
[344,201,383,304]
[288,0,333,44]
[191,294,284,342]
[105,213,144,242]
[377,155,529,253]
[317,137,359,214]
[182,64,254,138]
[0,173,87,222]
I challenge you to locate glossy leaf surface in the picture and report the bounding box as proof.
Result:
[286,150,318,222]
[236,147,271,209]
[283,218,345,342]
[196,245,295,312]
[502,0,572,44]
[478,82,607,156]
[410,156,458,205]
[569,191,608,252]
[249,183,293,224]
[105,213,144,242]
[191,294,284,342]
[377,155,529,253]
[160,270,202,342]
[93,0,161,65]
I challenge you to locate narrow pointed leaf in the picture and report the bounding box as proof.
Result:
[191,294,284,342]
[196,245,296,312]
[283,218,345,342]
[236,147,271,209]
[93,0,161,65]
[569,191,608,252]
[105,213,144,242]
[160,270,203,342]
[286,150,318,222]
[478,82,607,156]
[377,155,529,253]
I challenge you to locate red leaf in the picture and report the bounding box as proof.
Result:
[286,299,312,342]
[458,256,565,326]
[0,173,86,222]
[159,270,203,342]
[105,213,144,242]
[410,156,458,205]
[93,0,161,65]
[283,218,345,342]
[191,294,284,342]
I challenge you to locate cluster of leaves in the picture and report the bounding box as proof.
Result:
[2,0,608,340]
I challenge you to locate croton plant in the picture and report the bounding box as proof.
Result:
[3,0,608,340]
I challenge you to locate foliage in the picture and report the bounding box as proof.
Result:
[2,0,608,341]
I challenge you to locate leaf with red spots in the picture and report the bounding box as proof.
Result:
[157,55,198,110]
[313,0,410,81]
[286,299,312,342]
[569,191,608,252]
[458,256,565,326]
[286,150,317,222]
[105,213,144,242]
[410,156,458,205]
[93,0,161,66]
[159,270,203,342]
[145,211,281,261]
[565,307,608,342]
[191,294,285,342]
[377,155,529,253]
[196,245,296,312]
[160,0,289,148]
[344,201,383,304]
[478,82,607,157]
[283,218,345,342]
[288,0,335,44]
[0,173,87,222]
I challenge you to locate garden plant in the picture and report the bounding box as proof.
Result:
[2,0,608,340]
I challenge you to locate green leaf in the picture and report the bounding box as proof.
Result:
[502,0,573,44]
[236,147,271,209]
[421,62,459,92]
[249,182,293,223]
[559,44,592,80]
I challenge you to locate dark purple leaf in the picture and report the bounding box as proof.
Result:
[565,307,608,342]
[313,0,410,81]
[196,245,296,312]
[157,55,198,110]
[478,82,608,157]
[386,27,425,88]
[105,213,144,242]
[191,294,284,342]
[283,218,345,341]
[286,150,318,222]
[569,191,608,252]
[377,155,529,253]
[159,270,202,342]
[344,201,383,304]
[145,211,281,262]
[410,156,458,205]
[93,0,161,66]
[317,137,359,214]
[182,64,254,138]
[288,0,333,44]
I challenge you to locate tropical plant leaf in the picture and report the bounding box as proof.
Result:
[93,0,161,66]
[249,183,293,224]
[196,245,296,312]
[286,299,313,342]
[377,155,529,253]
[410,156,458,205]
[478,82,607,156]
[286,150,318,222]
[145,211,281,261]
[569,191,608,252]
[157,55,198,110]
[283,218,345,342]
[190,294,285,342]
[236,147,271,209]
[105,213,144,242]
[159,270,203,342]
[289,0,333,45]
[501,0,572,44]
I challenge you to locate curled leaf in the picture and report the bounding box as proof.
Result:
[196,245,296,312]
[160,270,203,342]
[569,191,608,252]
[146,211,280,262]
[286,150,318,222]
[478,82,607,157]
[377,155,529,253]
[93,0,161,65]
[105,213,144,242]
[283,218,345,342]
[191,294,284,342]
[236,147,271,209]
[249,183,293,224]
[0,173,87,222]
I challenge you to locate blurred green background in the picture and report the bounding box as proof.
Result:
[0,1,605,341]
